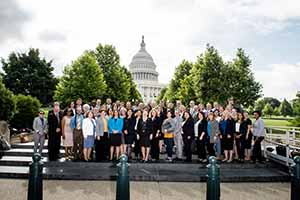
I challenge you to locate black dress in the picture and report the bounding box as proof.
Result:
[123,117,136,145]
[244,118,253,149]
[139,118,153,147]
[150,117,160,160]
[223,118,235,151]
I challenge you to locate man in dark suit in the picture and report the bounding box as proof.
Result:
[47,102,63,161]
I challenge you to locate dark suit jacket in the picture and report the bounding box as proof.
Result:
[182,117,195,139]
[47,110,63,136]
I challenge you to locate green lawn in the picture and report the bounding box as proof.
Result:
[263,119,291,127]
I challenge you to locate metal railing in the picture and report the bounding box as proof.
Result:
[264,126,300,166]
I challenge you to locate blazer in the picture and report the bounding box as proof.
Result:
[123,117,136,136]
[95,117,107,137]
[224,118,235,137]
[195,119,207,138]
[182,117,195,139]
[47,110,63,135]
[82,118,96,137]
[139,118,153,136]
[161,118,175,133]
[33,117,48,135]
[108,117,124,135]
[70,114,84,130]
[208,120,220,144]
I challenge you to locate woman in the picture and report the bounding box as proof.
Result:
[182,111,195,162]
[235,112,244,162]
[207,112,220,157]
[174,110,184,161]
[120,108,127,154]
[243,111,253,161]
[108,110,124,161]
[162,110,175,162]
[61,109,74,160]
[123,109,136,160]
[138,110,153,162]
[95,109,109,161]
[82,111,96,161]
[150,109,161,161]
[222,112,235,163]
[194,112,207,163]
[133,110,142,160]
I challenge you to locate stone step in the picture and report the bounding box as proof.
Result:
[0,163,290,182]
[0,148,65,157]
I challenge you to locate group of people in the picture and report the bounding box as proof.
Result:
[33,98,265,163]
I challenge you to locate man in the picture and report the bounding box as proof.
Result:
[189,100,196,116]
[252,110,265,163]
[33,110,48,154]
[48,102,63,161]
[70,106,84,161]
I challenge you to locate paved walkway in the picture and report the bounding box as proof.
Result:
[0,179,290,200]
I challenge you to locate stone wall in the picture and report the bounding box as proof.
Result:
[0,121,10,144]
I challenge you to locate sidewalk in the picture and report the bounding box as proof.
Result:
[0,179,290,200]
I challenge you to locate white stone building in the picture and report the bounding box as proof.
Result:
[129,36,166,103]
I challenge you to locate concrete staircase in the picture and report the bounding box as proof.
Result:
[0,141,291,182]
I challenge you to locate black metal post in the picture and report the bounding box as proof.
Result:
[291,156,300,200]
[207,156,220,200]
[116,154,130,200]
[28,153,43,200]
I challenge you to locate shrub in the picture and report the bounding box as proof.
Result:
[0,81,16,121]
[11,95,41,129]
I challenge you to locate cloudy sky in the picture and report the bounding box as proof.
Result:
[1,0,300,100]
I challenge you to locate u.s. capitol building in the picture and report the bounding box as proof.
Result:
[129,36,166,103]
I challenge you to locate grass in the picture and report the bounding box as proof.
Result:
[262,119,292,127]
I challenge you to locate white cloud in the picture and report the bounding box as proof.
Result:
[255,62,300,100]
[0,0,300,100]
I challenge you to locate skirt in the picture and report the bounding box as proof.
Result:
[110,134,122,146]
[245,133,253,149]
[124,134,135,145]
[140,134,151,147]
[84,136,94,148]
[223,136,234,150]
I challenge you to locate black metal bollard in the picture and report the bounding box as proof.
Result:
[291,156,300,200]
[116,154,130,200]
[207,156,220,200]
[28,153,43,200]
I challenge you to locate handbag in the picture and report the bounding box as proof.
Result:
[0,136,11,150]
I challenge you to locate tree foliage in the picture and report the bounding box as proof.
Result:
[262,103,273,118]
[158,45,262,106]
[54,51,107,106]
[279,98,293,117]
[10,94,41,129]
[0,81,16,121]
[93,44,140,101]
[1,48,57,105]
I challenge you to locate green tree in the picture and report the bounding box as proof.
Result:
[11,94,41,129]
[263,97,281,109]
[263,103,273,118]
[273,107,281,116]
[122,67,142,102]
[54,51,107,106]
[164,60,193,102]
[228,48,262,107]
[156,87,168,103]
[1,48,57,105]
[94,44,132,101]
[177,74,197,105]
[0,81,16,121]
[292,92,300,116]
[279,98,293,117]
[191,44,228,104]
[254,99,265,111]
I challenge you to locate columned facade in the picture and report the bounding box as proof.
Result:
[129,36,166,103]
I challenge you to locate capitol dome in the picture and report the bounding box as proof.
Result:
[129,36,159,83]
[129,36,166,103]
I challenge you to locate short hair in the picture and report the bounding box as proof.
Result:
[253,110,261,117]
